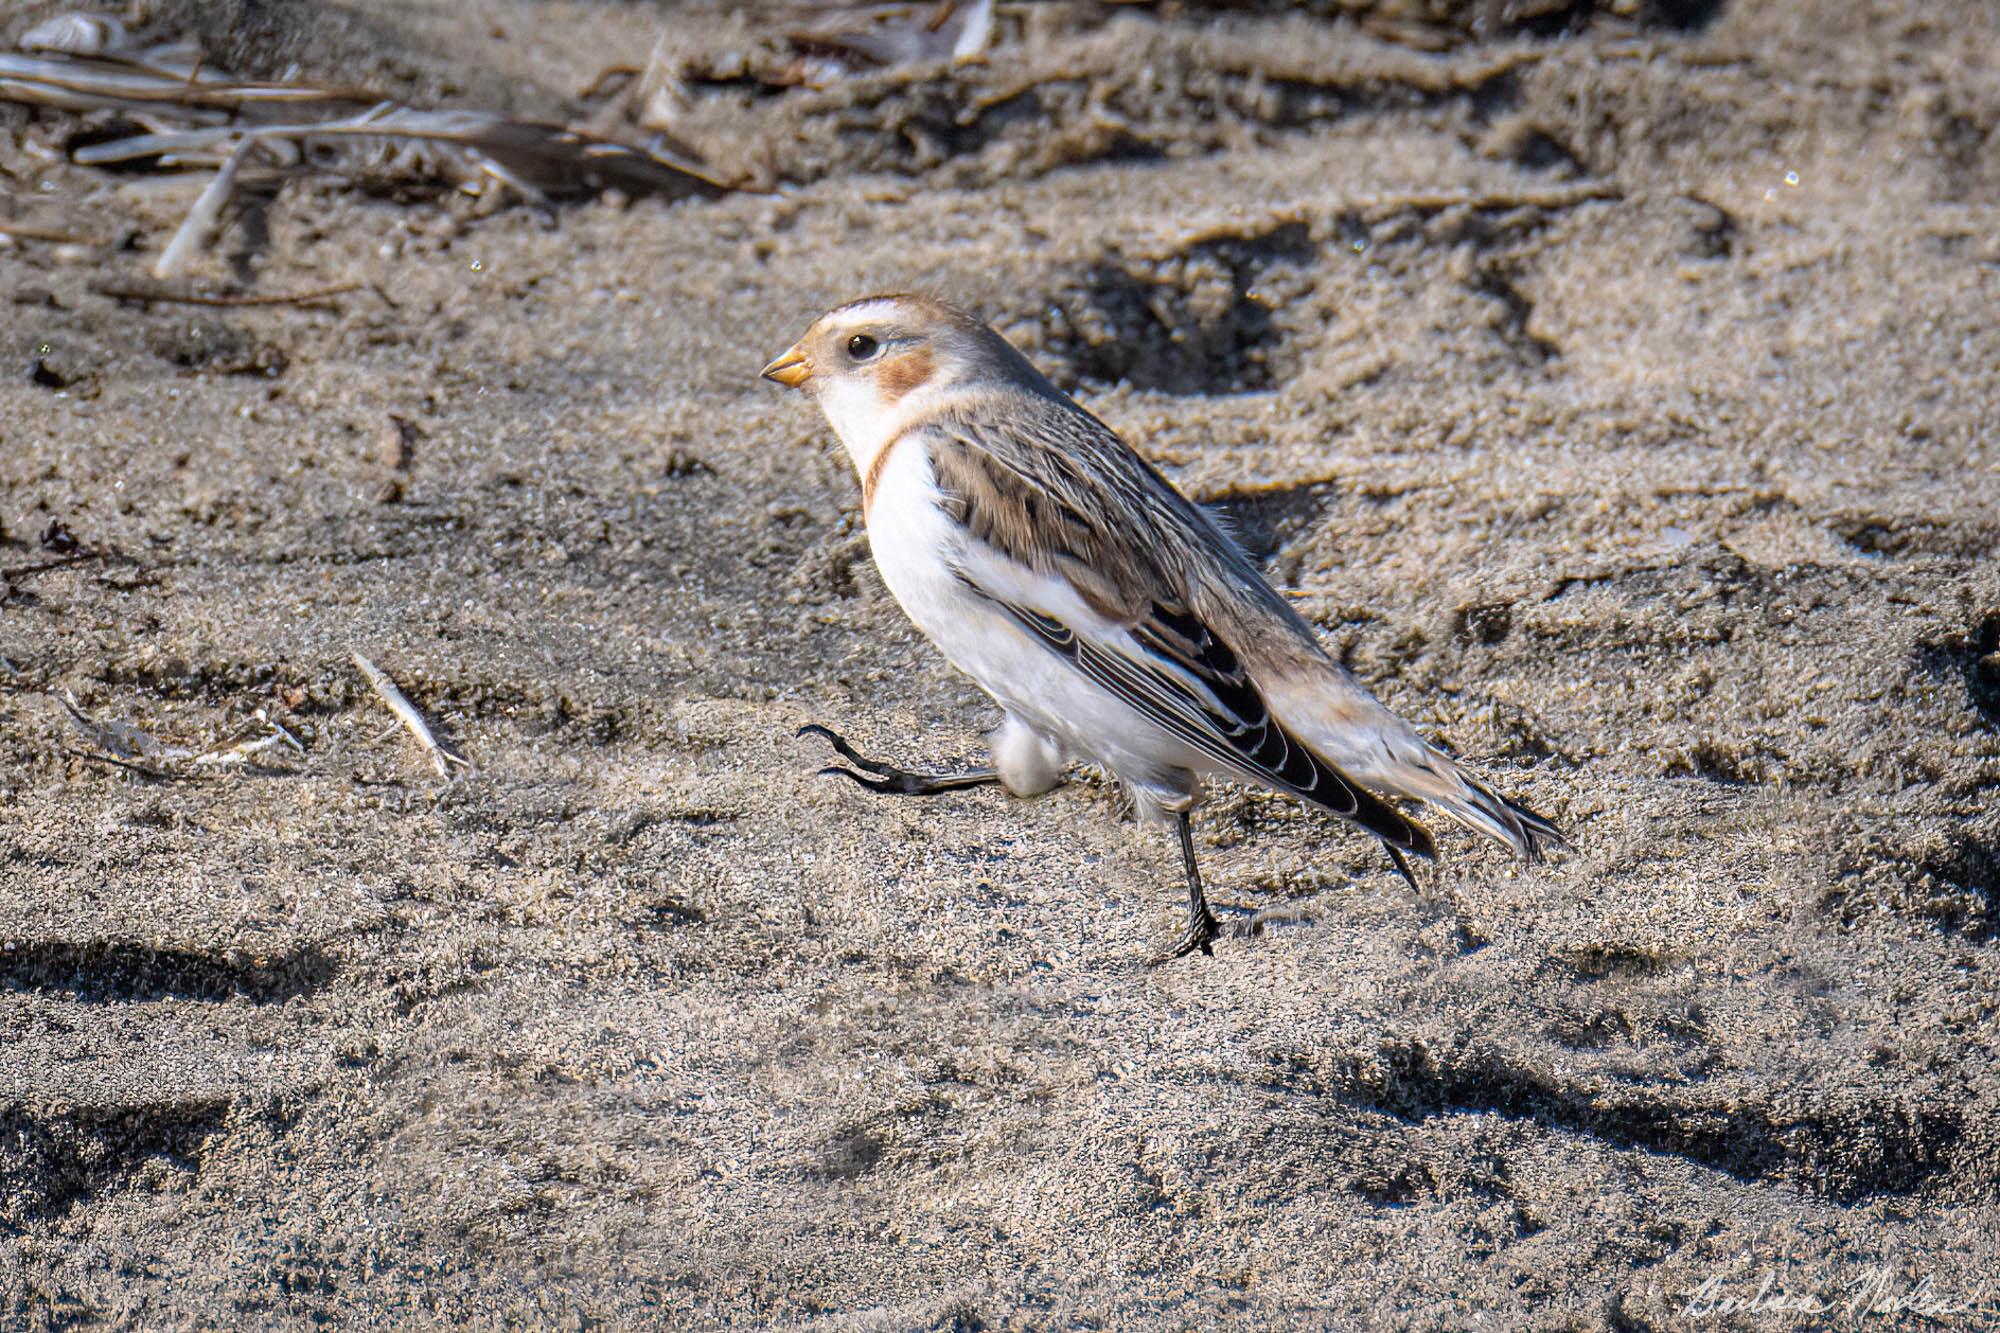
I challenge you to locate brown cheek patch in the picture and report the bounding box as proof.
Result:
[876,348,934,404]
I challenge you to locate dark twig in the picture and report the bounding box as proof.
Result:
[0,222,107,245]
[61,746,176,782]
[2,550,104,581]
[89,279,365,308]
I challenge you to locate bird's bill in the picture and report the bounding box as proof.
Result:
[760,345,812,389]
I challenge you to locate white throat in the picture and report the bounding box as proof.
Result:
[814,376,945,481]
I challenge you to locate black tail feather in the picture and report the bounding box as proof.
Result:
[1502,790,1566,863]
[1383,841,1419,891]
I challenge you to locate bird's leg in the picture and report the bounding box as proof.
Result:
[796,724,1001,797]
[1151,810,1220,964]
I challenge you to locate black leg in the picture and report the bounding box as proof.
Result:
[797,723,1001,797]
[1150,811,1221,965]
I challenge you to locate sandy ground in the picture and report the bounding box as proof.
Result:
[2,1,1997,1327]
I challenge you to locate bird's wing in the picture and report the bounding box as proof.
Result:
[927,401,1436,858]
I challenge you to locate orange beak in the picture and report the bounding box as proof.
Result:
[760,345,812,389]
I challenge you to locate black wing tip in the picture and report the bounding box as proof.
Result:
[1339,779,1436,863]
[1383,841,1420,892]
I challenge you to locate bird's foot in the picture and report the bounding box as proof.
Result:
[1149,905,1221,966]
[796,723,999,797]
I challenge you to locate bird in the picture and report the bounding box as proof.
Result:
[762,294,1563,962]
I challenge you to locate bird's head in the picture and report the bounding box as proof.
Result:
[762,294,1051,469]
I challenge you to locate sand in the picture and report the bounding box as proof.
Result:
[1,0,1996,1326]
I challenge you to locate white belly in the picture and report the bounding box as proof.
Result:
[863,439,1206,810]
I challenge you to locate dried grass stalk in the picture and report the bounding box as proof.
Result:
[152,136,254,278]
[351,651,468,778]
[2,29,732,274]
[60,691,190,764]
[59,692,304,776]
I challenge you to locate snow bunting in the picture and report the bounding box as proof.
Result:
[764,294,1562,962]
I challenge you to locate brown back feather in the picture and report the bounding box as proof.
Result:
[922,391,1436,855]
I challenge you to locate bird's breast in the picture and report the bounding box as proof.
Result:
[862,434,968,631]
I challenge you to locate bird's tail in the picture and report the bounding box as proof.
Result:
[1367,745,1565,861]
[1257,659,1565,862]
[1282,696,1564,861]
[1441,767,1566,861]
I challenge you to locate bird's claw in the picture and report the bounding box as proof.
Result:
[1149,909,1220,966]
[816,764,906,795]
[798,722,999,797]
[797,723,896,777]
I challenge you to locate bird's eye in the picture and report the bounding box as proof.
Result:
[846,334,880,361]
